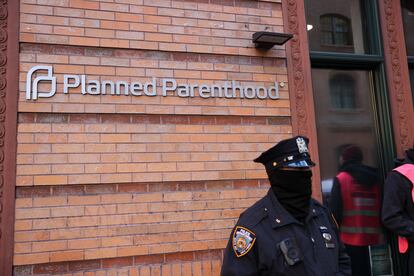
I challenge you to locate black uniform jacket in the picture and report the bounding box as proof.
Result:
[221,189,351,276]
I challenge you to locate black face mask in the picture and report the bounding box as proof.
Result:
[269,169,313,222]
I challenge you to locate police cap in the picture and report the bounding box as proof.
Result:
[254,136,315,173]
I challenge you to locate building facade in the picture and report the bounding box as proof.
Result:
[0,0,413,275]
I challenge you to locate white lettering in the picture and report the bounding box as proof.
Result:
[256,87,267,99]
[199,85,210,98]
[177,85,190,97]
[26,66,282,101]
[190,84,197,97]
[223,82,230,98]
[102,80,115,95]
[244,86,255,99]
[211,85,222,98]
[231,81,242,99]
[130,82,143,96]
[63,75,80,94]
[162,78,177,96]
[81,75,87,95]
[268,82,280,99]
[116,81,129,95]
[87,80,100,95]
[144,78,156,96]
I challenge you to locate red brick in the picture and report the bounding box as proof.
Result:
[160,115,189,124]
[101,114,131,124]
[233,179,260,189]
[13,265,32,276]
[147,182,177,192]
[33,262,68,274]
[192,261,202,276]
[84,184,116,194]
[102,257,133,268]
[50,250,84,262]
[68,114,99,124]
[268,117,291,125]
[205,180,233,190]
[52,185,85,196]
[259,179,270,186]
[115,12,143,22]
[117,183,148,193]
[16,186,51,198]
[202,260,212,276]
[14,253,49,266]
[70,0,99,9]
[177,181,205,191]
[32,240,67,253]
[15,230,50,243]
[195,249,223,261]
[134,254,164,265]
[14,243,32,255]
[189,116,216,125]
[18,113,35,123]
[131,114,161,124]
[165,252,194,262]
[84,205,117,216]
[16,0,293,272]
[68,260,101,272]
[100,3,129,12]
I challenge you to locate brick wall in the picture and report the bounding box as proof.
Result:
[16,0,290,274]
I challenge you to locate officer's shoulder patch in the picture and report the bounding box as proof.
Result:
[232,226,256,257]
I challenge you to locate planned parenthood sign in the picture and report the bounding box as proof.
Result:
[26,65,280,101]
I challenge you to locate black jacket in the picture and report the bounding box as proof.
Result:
[382,171,414,242]
[221,189,351,276]
[381,150,414,276]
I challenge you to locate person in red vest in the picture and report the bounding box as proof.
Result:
[382,147,414,276]
[329,144,383,276]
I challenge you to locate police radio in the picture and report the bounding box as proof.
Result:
[278,237,303,266]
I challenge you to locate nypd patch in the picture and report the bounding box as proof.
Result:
[232,226,256,257]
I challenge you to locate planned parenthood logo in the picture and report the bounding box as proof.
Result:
[26,66,57,100]
[26,65,280,101]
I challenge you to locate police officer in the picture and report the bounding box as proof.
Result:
[221,136,351,276]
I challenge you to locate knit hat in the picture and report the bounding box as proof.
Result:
[341,144,363,162]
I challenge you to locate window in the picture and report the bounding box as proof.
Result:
[306,0,394,274]
[402,0,414,56]
[410,68,414,103]
[329,74,356,108]
[320,15,353,46]
[305,0,369,54]
[402,0,414,103]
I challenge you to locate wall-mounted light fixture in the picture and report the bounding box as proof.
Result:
[252,32,293,49]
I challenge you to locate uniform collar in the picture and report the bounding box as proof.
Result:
[265,188,322,229]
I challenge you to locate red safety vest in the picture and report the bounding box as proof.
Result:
[393,164,414,254]
[337,171,382,246]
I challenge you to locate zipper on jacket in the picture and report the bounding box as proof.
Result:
[306,221,317,263]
